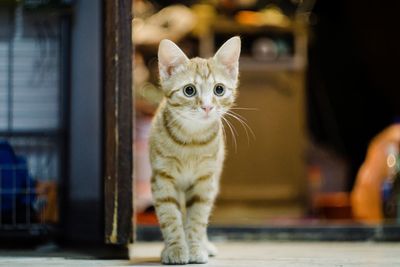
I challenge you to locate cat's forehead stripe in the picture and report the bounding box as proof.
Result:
[192,59,215,84]
[206,61,214,81]
[207,61,217,84]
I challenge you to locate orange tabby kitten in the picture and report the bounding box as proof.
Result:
[149,37,241,264]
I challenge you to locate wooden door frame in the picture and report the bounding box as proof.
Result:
[104,0,134,245]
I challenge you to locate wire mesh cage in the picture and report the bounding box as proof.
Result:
[0,162,36,227]
[0,137,59,234]
[0,4,68,238]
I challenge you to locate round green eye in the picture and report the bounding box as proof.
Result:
[183,84,196,97]
[214,84,225,96]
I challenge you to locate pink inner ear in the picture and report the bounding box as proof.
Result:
[227,66,238,78]
[218,54,236,66]
[214,53,240,79]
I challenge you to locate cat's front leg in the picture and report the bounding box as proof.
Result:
[151,171,188,265]
[185,174,217,264]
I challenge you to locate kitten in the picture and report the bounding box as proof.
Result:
[149,37,241,264]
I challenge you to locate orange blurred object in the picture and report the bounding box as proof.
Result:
[351,124,400,224]
[235,11,262,26]
[235,6,291,28]
[36,181,58,223]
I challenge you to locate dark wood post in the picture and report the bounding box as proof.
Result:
[104,0,133,245]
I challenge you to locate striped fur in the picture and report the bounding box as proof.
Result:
[150,37,241,265]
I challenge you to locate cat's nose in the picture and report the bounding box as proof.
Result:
[201,105,214,114]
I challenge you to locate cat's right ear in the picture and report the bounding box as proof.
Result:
[158,39,189,81]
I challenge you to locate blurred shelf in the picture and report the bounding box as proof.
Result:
[240,56,305,71]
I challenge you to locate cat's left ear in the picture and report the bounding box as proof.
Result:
[213,36,241,79]
[158,39,189,81]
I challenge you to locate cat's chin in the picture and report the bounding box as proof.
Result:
[197,115,220,124]
[177,111,218,124]
[201,115,216,121]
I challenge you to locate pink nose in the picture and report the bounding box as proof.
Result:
[201,105,214,114]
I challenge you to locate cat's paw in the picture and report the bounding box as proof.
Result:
[161,243,189,265]
[189,245,209,264]
[204,240,218,257]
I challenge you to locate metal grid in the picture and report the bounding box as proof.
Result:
[0,136,59,229]
[0,163,35,228]
[0,5,64,236]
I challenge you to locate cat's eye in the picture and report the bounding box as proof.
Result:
[214,84,225,96]
[183,84,196,97]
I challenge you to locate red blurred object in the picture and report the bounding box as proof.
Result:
[136,209,158,225]
[313,192,353,220]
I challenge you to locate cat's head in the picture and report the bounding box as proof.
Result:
[158,37,241,124]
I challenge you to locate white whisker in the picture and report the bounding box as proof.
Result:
[224,112,249,145]
[219,120,227,143]
[220,115,238,153]
[226,110,256,141]
[230,107,259,111]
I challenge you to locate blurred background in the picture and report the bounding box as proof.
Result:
[1,0,400,251]
[133,0,400,230]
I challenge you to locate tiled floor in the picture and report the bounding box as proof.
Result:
[1,242,400,267]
